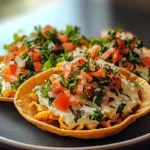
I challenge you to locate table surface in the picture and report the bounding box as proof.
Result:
[0,0,150,149]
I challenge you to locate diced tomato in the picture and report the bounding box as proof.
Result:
[80,70,93,82]
[44,25,52,32]
[4,75,12,82]
[117,39,126,49]
[9,64,17,76]
[62,42,76,52]
[112,48,119,64]
[143,57,150,68]
[5,52,15,62]
[33,62,42,72]
[88,45,100,59]
[32,52,42,62]
[42,25,52,37]
[73,58,86,66]
[58,34,69,43]
[11,45,19,52]
[64,90,71,98]
[51,85,65,93]
[109,78,121,90]
[89,65,95,71]
[118,54,123,61]
[76,85,83,95]
[100,48,115,60]
[120,48,129,55]
[53,92,70,111]
[130,38,137,49]
[90,68,106,78]
[15,46,28,56]
[84,88,95,98]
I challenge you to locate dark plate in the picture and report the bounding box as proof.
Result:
[0,0,150,149]
[0,102,150,150]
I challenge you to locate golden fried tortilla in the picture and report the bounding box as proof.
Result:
[14,68,150,139]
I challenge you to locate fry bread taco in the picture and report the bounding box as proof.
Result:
[14,56,150,139]
[0,25,89,102]
[90,29,150,82]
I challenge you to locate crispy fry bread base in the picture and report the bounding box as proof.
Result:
[14,68,150,139]
[0,56,14,102]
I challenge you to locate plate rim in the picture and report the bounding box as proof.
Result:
[0,133,149,150]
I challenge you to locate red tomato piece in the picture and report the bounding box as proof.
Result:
[101,48,115,60]
[90,68,106,78]
[112,48,119,64]
[62,42,76,52]
[109,78,121,90]
[143,57,150,68]
[117,39,126,49]
[9,64,17,76]
[53,92,70,111]
[32,52,42,62]
[58,34,69,43]
[33,62,42,72]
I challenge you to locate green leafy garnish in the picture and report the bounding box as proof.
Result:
[92,88,106,106]
[25,56,35,71]
[110,105,115,109]
[65,25,81,46]
[117,103,126,113]
[41,80,52,98]
[80,93,88,100]
[0,83,2,94]
[70,107,85,122]
[108,97,114,102]
[89,108,104,122]
[20,53,28,60]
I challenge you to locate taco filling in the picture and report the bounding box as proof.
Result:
[29,56,142,130]
[90,29,150,82]
[0,25,88,98]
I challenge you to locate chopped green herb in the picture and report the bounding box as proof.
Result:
[110,89,118,96]
[117,103,126,113]
[108,30,116,38]
[60,74,69,88]
[89,108,104,121]
[112,66,119,74]
[0,83,2,94]
[20,53,28,60]
[108,97,114,102]
[70,107,85,122]
[41,80,52,98]
[110,105,115,109]
[49,97,54,106]
[118,88,123,94]
[135,40,143,48]
[25,56,35,71]
[80,93,88,100]
[129,50,140,64]
[92,89,106,106]
[68,77,79,92]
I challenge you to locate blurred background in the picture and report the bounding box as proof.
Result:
[0,0,150,55]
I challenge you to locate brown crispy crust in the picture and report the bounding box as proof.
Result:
[14,68,150,139]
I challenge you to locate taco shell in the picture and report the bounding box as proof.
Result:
[14,68,150,139]
[0,56,14,102]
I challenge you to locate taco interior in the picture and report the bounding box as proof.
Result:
[14,58,150,139]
